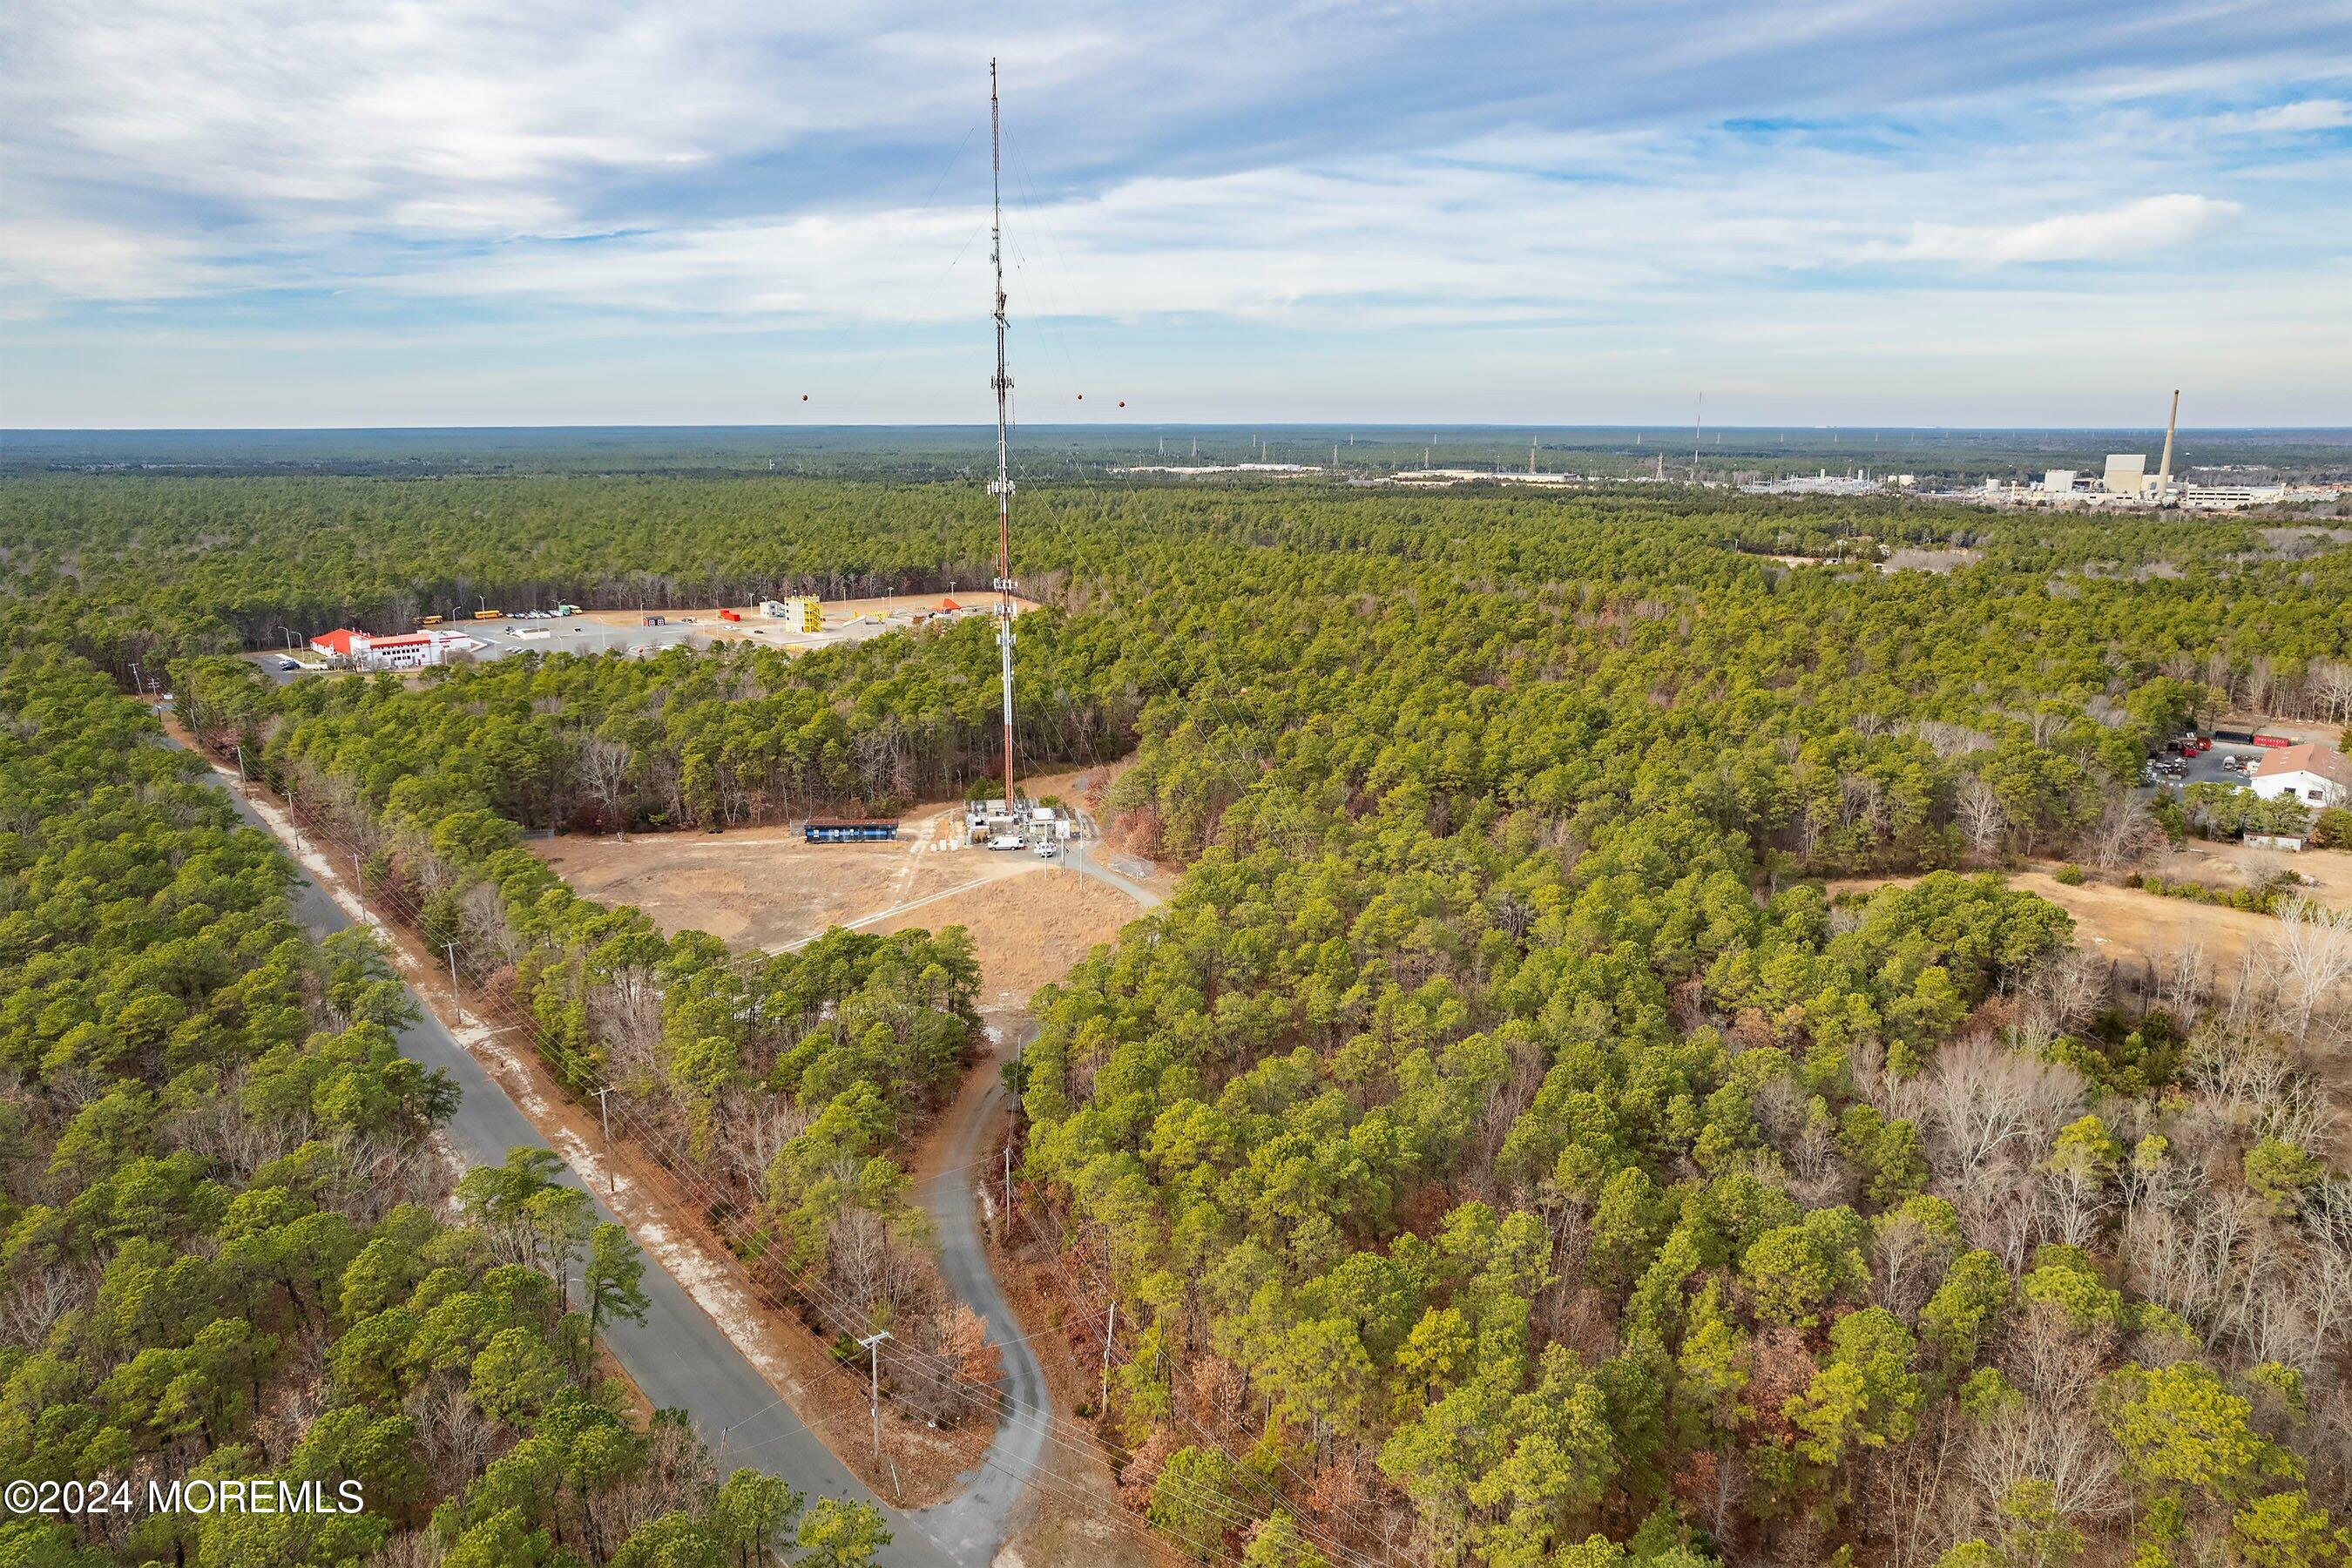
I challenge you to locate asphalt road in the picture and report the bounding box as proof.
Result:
[907,1048,1050,1561]
[899,812,1164,1558]
[1066,808,1167,911]
[182,747,958,1567]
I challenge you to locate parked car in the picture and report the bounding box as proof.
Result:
[1034,840,1058,859]
[277,658,300,671]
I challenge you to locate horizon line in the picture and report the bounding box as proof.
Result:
[9,422,2352,438]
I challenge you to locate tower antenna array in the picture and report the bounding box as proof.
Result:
[989,59,1017,817]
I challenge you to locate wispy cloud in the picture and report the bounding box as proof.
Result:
[3,0,2349,422]
[1878,194,2243,267]
[2212,98,2352,132]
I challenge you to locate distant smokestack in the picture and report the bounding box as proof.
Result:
[2158,389,2180,495]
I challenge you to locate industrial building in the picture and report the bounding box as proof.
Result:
[309,625,480,670]
[761,596,823,632]
[2103,453,2151,498]
[963,800,1073,852]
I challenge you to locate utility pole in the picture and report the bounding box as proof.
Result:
[859,1331,893,1463]
[987,59,1018,821]
[593,1086,617,1193]
[1101,1299,1116,1411]
[443,940,460,996]
[233,742,249,787]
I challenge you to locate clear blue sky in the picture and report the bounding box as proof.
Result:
[3,1,2349,429]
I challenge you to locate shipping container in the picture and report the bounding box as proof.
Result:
[805,818,898,843]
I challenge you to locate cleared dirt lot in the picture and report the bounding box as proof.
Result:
[2005,872,2281,983]
[534,812,1010,950]
[529,766,1152,1002]
[2149,842,2352,906]
[872,872,1145,1010]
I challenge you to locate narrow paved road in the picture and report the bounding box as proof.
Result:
[179,743,955,1567]
[902,804,1166,1558]
[906,1042,1048,1561]
[1068,808,1167,910]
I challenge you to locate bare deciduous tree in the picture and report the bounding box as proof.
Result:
[1911,1037,2085,1173]
[576,733,634,840]
[2308,659,2352,726]
[2157,940,2210,1024]
[2085,789,2161,871]
[1955,774,2006,860]
[2270,896,2352,1041]
[2017,950,2107,1047]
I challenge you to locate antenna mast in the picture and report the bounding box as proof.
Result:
[989,60,1017,817]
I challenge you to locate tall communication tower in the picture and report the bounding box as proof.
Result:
[988,60,1017,817]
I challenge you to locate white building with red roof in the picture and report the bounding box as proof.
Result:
[308,627,478,671]
[2250,743,2352,809]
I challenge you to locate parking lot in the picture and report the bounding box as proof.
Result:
[2146,736,2295,792]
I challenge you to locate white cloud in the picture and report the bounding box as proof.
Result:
[0,216,233,311]
[1879,193,2241,266]
[2212,98,2352,133]
[3,0,2349,421]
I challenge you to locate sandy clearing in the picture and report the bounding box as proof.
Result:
[875,871,1147,1010]
[533,807,1044,953]
[2148,842,2352,906]
[530,761,1142,964]
[2006,872,2283,983]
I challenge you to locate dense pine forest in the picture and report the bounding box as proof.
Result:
[6,465,2352,1565]
[0,655,891,1565]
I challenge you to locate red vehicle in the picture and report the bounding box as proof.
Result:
[2195,736,2213,754]
[718,609,742,623]
[2252,733,2293,747]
